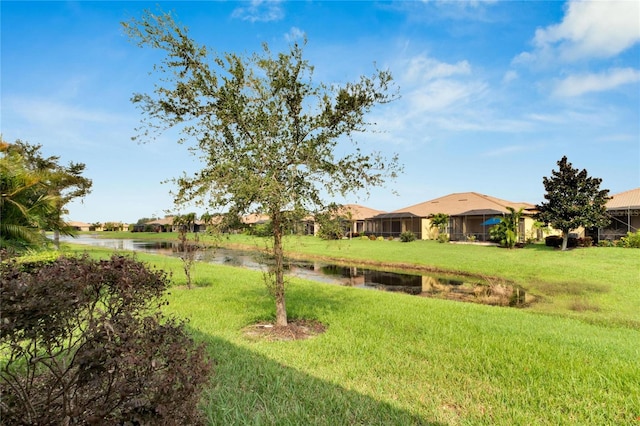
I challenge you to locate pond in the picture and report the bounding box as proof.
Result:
[61,235,530,307]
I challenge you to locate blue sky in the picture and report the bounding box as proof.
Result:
[2,0,639,224]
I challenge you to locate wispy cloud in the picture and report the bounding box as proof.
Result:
[553,68,640,97]
[231,0,284,23]
[481,144,532,158]
[406,79,487,113]
[398,54,482,116]
[515,0,640,64]
[525,113,567,124]
[7,97,120,125]
[3,96,131,147]
[502,70,518,84]
[404,55,471,83]
[285,27,305,42]
[596,133,638,144]
[408,0,499,21]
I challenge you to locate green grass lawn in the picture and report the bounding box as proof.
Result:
[62,240,640,425]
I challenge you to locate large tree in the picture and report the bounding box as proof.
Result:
[124,10,401,326]
[536,156,610,250]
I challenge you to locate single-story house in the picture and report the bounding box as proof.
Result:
[139,216,205,233]
[329,204,386,237]
[242,213,271,226]
[369,192,536,241]
[595,187,640,241]
[67,221,92,232]
[238,205,385,237]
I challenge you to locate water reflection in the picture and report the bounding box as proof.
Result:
[61,235,529,307]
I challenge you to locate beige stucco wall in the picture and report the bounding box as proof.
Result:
[420,218,440,240]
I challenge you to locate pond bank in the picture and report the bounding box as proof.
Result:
[65,235,532,307]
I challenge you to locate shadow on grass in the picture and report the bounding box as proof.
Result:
[190,329,442,426]
[532,279,610,296]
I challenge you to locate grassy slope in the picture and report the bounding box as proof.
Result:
[63,243,640,424]
[141,232,638,328]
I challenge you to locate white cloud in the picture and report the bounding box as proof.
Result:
[596,133,638,143]
[403,55,471,83]
[285,27,305,42]
[481,144,531,158]
[2,96,131,148]
[407,79,486,113]
[502,70,518,84]
[553,67,640,97]
[409,0,499,21]
[231,0,284,23]
[526,113,567,124]
[433,116,533,133]
[7,97,119,126]
[518,0,640,63]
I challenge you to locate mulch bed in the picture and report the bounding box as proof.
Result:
[243,319,327,341]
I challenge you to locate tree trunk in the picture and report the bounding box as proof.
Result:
[561,232,569,251]
[272,216,288,327]
[54,229,60,250]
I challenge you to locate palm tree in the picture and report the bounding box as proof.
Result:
[489,207,524,249]
[429,213,449,238]
[0,145,57,254]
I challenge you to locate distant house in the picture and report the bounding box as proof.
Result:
[238,205,385,237]
[138,215,205,233]
[368,192,536,241]
[596,188,640,241]
[242,213,271,226]
[296,204,385,236]
[333,204,386,237]
[142,216,175,233]
[67,221,92,232]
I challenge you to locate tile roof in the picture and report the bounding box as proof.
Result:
[389,192,535,217]
[337,204,386,220]
[607,188,640,209]
[67,221,92,228]
[242,213,271,224]
[146,216,174,226]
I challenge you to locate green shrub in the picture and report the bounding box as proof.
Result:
[247,222,273,237]
[437,234,449,243]
[377,236,385,241]
[0,254,211,425]
[399,231,416,242]
[617,231,640,248]
[1,250,60,271]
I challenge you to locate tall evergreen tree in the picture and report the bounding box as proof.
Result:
[536,156,610,250]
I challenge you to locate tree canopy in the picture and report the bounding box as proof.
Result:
[535,156,610,250]
[1,139,92,255]
[123,10,401,326]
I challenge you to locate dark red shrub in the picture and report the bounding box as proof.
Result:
[544,235,578,248]
[0,254,211,425]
